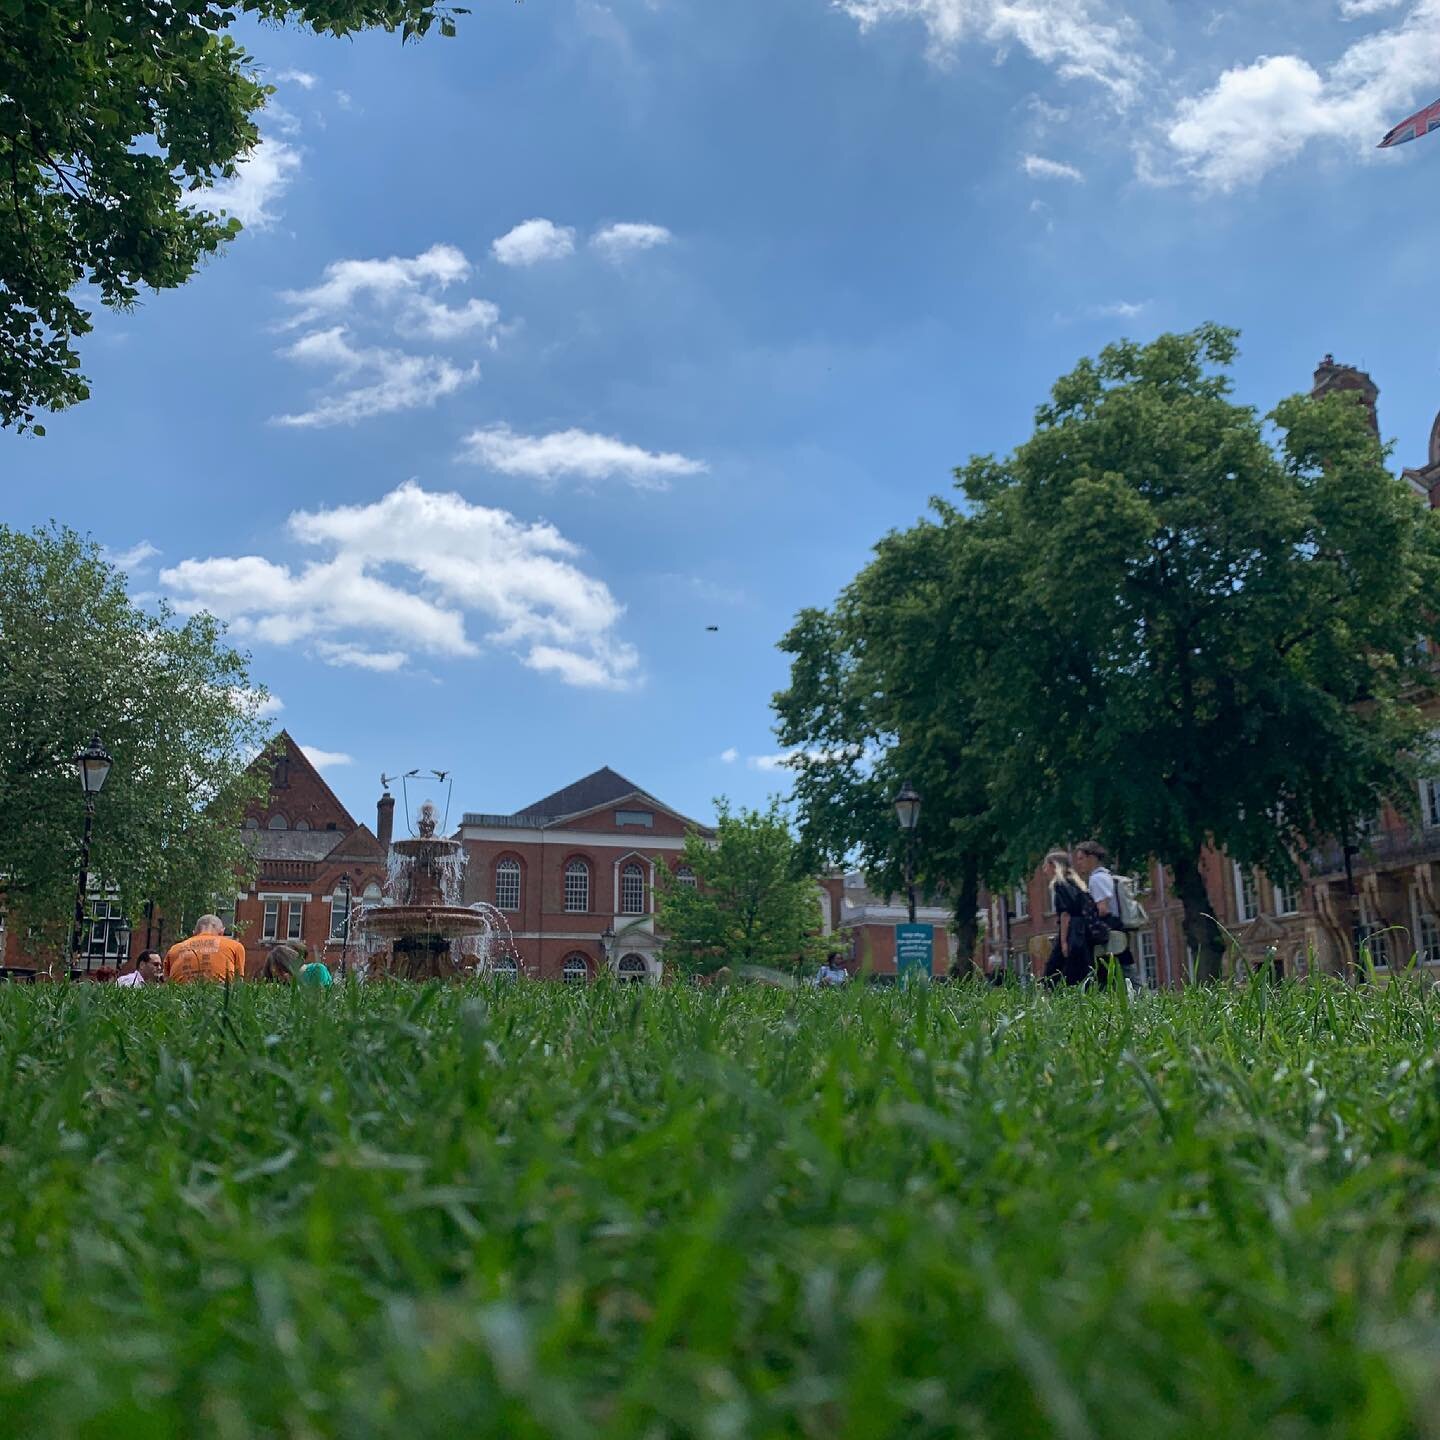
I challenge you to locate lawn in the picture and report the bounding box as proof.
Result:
[2,979,1440,1439]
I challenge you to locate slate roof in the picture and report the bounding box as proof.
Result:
[513,767,654,822]
[241,829,349,863]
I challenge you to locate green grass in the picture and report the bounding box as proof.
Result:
[3,979,1440,1439]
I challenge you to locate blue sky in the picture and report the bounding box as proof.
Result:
[9,0,1440,829]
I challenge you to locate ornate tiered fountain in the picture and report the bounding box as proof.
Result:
[355,799,520,980]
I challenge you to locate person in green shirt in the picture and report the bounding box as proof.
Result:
[298,961,333,988]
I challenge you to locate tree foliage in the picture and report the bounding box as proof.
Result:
[777,325,1440,981]
[656,799,828,977]
[0,0,469,432]
[0,525,273,956]
[774,517,1000,966]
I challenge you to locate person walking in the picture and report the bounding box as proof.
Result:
[1073,841,1139,991]
[1042,849,1095,986]
[116,951,162,987]
[163,916,246,984]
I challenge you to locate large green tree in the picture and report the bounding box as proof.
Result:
[1,0,469,432]
[0,525,272,959]
[964,325,1440,980]
[774,516,1002,967]
[656,799,828,978]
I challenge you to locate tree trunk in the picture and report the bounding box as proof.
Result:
[1171,851,1225,983]
[948,857,981,976]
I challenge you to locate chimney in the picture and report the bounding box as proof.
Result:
[1311,354,1379,437]
[377,792,395,850]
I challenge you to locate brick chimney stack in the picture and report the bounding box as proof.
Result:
[1311,354,1379,436]
[377,791,395,851]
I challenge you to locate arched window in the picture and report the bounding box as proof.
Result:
[496,858,521,912]
[267,814,287,830]
[363,882,382,902]
[243,817,260,830]
[621,862,645,915]
[618,954,648,984]
[490,956,519,981]
[294,819,311,832]
[564,859,590,913]
[562,953,590,984]
[676,865,697,889]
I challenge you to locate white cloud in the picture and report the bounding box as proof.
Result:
[1092,299,1147,318]
[302,746,353,770]
[315,642,410,672]
[591,222,674,260]
[1157,0,1440,188]
[458,423,707,490]
[834,0,1145,104]
[1341,0,1406,16]
[106,541,159,573]
[492,218,577,267]
[275,68,319,89]
[748,745,865,772]
[272,326,479,428]
[193,136,302,229]
[1022,154,1085,182]
[279,244,473,327]
[230,687,285,720]
[720,746,739,764]
[161,481,640,691]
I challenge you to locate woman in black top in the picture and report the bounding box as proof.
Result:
[1043,849,1094,986]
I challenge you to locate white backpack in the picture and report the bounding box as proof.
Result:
[1111,873,1148,931]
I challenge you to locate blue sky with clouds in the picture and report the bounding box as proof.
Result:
[9,0,1440,826]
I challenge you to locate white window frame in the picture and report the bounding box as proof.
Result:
[329,890,351,943]
[495,858,521,913]
[1011,887,1030,921]
[1271,877,1300,917]
[620,862,646,916]
[491,956,519,981]
[1422,776,1440,831]
[1418,909,1440,967]
[286,901,304,942]
[262,898,280,942]
[617,953,648,984]
[1233,863,1259,924]
[564,860,590,914]
[1358,900,1390,969]
[562,953,590,984]
[1137,930,1158,989]
[676,865,698,889]
[84,888,126,960]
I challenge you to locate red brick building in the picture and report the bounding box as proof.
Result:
[817,870,956,978]
[456,768,714,982]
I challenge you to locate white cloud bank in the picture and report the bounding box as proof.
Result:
[302,746,353,770]
[459,424,707,490]
[161,481,640,690]
[492,218,577,266]
[592,222,674,260]
[1023,154,1084,182]
[192,136,302,230]
[833,0,1145,103]
[272,245,498,426]
[1158,0,1440,188]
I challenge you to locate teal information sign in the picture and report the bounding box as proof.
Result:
[895,923,934,981]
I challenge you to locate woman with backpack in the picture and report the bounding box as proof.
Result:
[1042,849,1099,986]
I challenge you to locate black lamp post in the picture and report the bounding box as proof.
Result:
[893,781,922,926]
[338,874,353,978]
[70,734,113,972]
[600,925,615,971]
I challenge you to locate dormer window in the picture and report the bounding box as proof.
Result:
[616,810,653,828]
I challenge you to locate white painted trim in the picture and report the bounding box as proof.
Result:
[258,891,314,901]
[460,826,688,850]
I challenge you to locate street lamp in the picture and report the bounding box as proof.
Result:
[70,734,113,973]
[893,781,921,925]
[600,925,615,971]
[338,873,354,978]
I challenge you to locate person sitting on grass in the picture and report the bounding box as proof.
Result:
[260,944,301,983]
[298,959,333,988]
[116,951,162,987]
[163,915,247,984]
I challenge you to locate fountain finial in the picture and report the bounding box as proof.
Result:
[417,800,438,838]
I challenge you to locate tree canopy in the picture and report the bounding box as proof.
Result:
[0,0,469,432]
[776,325,1440,981]
[656,799,828,978]
[0,524,272,957]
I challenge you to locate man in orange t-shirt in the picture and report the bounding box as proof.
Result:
[164,915,247,983]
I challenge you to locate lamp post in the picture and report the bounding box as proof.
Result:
[893,781,922,926]
[338,873,353,978]
[70,734,113,974]
[600,925,615,973]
